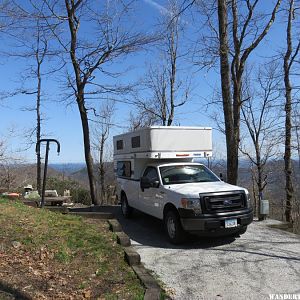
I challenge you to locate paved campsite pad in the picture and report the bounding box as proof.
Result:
[113,209,300,300]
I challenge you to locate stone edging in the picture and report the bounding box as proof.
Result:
[107,219,162,300]
[23,204,163,299]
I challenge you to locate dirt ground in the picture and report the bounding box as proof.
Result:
[0,201,144,300]
[0,233,142,300]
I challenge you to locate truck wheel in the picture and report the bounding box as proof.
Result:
[121,194,133,218]
[232,225,247,237]
[238,225,247,235]
[164,210,185,244]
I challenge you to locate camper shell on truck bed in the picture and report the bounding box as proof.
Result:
[113,126,212,158]
[113,126,213,179]
[113,126,253,244]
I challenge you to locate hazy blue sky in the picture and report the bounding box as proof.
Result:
[0,0,286,164]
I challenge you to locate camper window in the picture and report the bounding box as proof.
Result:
[117,161,131,178]
[131,136,140,148]
[116,140,123,150]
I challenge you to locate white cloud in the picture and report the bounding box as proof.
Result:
[143,0,169,15]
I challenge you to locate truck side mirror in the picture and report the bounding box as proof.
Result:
[141,177,151,190]
[140,177,160,190]
[152,180,160,188]
[220,173,224,181]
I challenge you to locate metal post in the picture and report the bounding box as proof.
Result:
[40,141,50,208]
[36,139,60,208]
[207,157,211,169]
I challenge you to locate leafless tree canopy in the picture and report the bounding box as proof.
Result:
[92,100,115,204]
[27,0,157,204]
[131,0,191,128]
[240,63,282,217]
[282,0,300,223]
[0,0,299,227]
[193,0,282,184]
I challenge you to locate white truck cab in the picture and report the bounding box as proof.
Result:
[113,126,253,244]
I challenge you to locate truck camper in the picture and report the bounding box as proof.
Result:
[113,126,253,244]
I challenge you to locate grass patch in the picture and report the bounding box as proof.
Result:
[0,198,144,299]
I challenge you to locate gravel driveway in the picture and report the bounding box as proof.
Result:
[114,209,300,300]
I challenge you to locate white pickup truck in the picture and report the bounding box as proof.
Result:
[114,126,253,244]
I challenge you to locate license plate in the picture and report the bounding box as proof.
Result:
[225,219,237,228]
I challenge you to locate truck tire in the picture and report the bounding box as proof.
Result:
[232,225,248,237]
[164,210,185,244]
[237,225,247,235]
[121,193,133,218]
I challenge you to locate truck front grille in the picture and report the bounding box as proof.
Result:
[202,192,246,213]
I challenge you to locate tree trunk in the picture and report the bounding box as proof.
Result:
[296,124,300,170]
[227,0,281,185]
[36,59,42,195]
[231,76,241,185]
[168,51,176,126]
[250,166,257,217]
[284,79,293,223]
[65,0,98,205]
[217,0,236,184]
[99,133,105,205]
[283,0,294,223]
[77,92,98,205]
[255,141,265,220]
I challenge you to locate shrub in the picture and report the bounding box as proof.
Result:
[46,177,91,205]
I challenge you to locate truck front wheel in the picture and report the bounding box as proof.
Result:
[164,210,185,244]
[231,225,248,237]
[121,193,133,218]
[237,225,247,235]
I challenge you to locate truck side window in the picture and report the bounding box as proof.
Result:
[117,161,131,178]
[143,167,159,182]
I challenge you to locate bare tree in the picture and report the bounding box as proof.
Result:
[0,140,6,164]
[192,0,282,184]
[0,1,19,33]
[34,23,46,195]
[0,135,23,191]
[240,64,281,218]
[133,0,190,127]
[218,0,282,184]
[217,0,233,184]
[92,100,115,204]
[22,16,50,194]
[128,109,158,131]
[0,164,17,191]
[1,1,56,194]
[293,104,300,170]
[283,0,300,223]
[38,0,155,204]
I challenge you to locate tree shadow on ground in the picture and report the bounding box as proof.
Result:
[102,205,237,249]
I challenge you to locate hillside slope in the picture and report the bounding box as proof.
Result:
[0,199,144,299]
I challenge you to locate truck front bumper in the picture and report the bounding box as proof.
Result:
[179,209,253,233]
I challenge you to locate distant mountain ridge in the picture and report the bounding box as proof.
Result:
[49,163,86,174]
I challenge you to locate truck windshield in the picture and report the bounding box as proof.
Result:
[159,165,220,185]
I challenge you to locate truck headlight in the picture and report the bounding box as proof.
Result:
[245,191,252,208]
[181,198,202,214]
